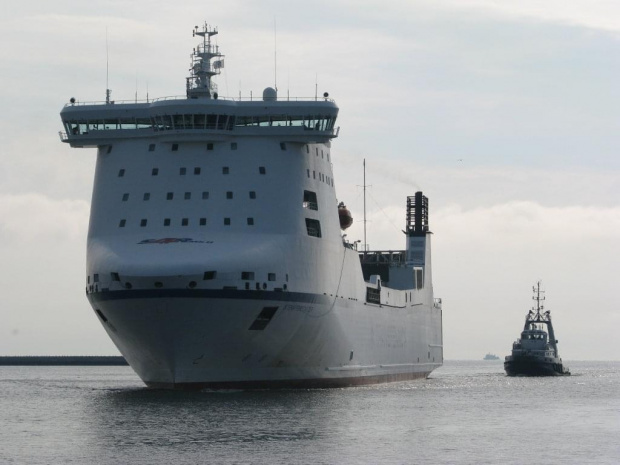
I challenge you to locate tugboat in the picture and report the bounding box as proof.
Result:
[504,282,570,376]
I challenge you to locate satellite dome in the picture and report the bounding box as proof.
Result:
[262,87,277,101]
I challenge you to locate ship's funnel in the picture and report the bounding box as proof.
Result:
[406,191,429,236]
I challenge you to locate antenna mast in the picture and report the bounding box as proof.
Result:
[274,16,277,91]
[105,27,111,104]
[363,159,367,251]
[532,280,545,318]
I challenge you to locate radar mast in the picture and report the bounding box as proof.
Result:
[187,23,224,99]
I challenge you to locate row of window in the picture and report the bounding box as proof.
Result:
[121,191,257,201]
[116,216,322,236]
[307,169,334,187]
[88,270,288,284]
[119,217,256,227]
[107,142,329,155]
[117,166,266,177]
[66,114,336,134]
[306,145,330,162]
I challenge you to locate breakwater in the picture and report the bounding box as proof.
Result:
[0,356,128,366]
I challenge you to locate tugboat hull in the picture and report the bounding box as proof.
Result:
[504,357,569,376]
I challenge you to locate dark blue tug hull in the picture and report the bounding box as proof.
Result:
[504,357,570,376]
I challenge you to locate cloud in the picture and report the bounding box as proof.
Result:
[441,0,620,35]
[0,193,89,244]
[342,0,620,35]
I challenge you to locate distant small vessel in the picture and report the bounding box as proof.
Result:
[483,353,499,360]
[504,282,570,376]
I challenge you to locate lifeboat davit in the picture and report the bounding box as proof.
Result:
[338,202,353,230]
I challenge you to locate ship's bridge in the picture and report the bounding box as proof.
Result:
[59,96,339,148]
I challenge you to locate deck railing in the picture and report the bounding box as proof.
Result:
[63,95,336,107]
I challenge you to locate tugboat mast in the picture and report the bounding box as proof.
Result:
[532,280,545,320]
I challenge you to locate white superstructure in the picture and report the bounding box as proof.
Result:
[59,23,443,388]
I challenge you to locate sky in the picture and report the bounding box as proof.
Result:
[0,0,618,360]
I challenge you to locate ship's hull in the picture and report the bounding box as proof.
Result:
[89,290,442,389]
[504,356,570,377]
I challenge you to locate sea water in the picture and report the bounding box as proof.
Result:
[0,361,617,464]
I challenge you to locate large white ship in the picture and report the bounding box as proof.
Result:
[59,23,443,389]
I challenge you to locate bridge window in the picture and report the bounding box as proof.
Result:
[249,191,256,199]
[148,144,156,152]
[152,168,159,176]
[202,191,209,200]
[247,218,254,225]
[303,191,318,210]
[143,193,150,201]
[164,218,170,226]
[140,219,147,227]
[259,166,266,174]
[118,169,125,177]
[182,218,189,226]
[223,166,229,174]
[199,218,206,226]
[119,219,126,227]
[167,192,174,200]
[194,167,201,175]
[122,193,129,202]
[184,192,191,200]
[305,219,321,238]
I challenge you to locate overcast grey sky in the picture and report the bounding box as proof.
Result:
[0,0,618,359]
